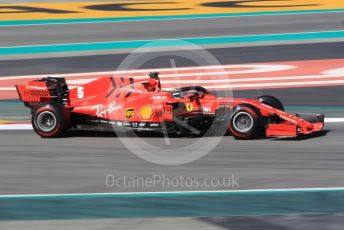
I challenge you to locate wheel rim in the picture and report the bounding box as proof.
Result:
[232,111,254,133]
[36,111,57,132]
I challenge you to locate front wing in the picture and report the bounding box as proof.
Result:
[266,113,325,137]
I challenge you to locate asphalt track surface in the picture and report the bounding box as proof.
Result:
[0,121,342,195]
[0,43,344,195]
[1,42,343,77]
[2,12,344,47]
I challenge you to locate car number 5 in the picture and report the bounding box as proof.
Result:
[77,86,84,99]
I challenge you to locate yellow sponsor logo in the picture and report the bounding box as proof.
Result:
[124,108,135,119]
[186,103,193,112]
[0,0,342,21]
[139,105,154,121]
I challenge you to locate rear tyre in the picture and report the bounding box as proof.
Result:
[258,95,284,111]
[32,104,70,138]
[229,105,263,140]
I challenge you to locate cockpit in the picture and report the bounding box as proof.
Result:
[169,86,211,99]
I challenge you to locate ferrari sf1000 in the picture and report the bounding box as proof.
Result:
[16,72,324,139]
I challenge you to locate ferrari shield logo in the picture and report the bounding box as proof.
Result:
[124,108,135,119]
[186,103,193,112]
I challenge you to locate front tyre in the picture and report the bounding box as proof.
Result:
[32,104,70,138]
[229,105,263,140]
[258,95,284,111]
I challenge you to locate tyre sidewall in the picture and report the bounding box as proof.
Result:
[32,104,69,138]
[229,105,261,140]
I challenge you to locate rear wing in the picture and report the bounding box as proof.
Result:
[16,77,69,108]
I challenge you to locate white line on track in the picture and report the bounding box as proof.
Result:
[0,64,294,80]
[325,118,344,123]
[147,74,344,82]
[0,124,32,130]
[0,87,16,90]
[1,64,343,92]
[2,74,344,91]
[202,79,344,89]
[46,78,344,90]
[1,187,344,198]
[0,118,343,130]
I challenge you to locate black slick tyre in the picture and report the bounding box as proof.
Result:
[229,105,263,140]
[258,95,284,111]
[32,104,70,138]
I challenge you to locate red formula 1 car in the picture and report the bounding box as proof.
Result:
[16,72,324,139]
